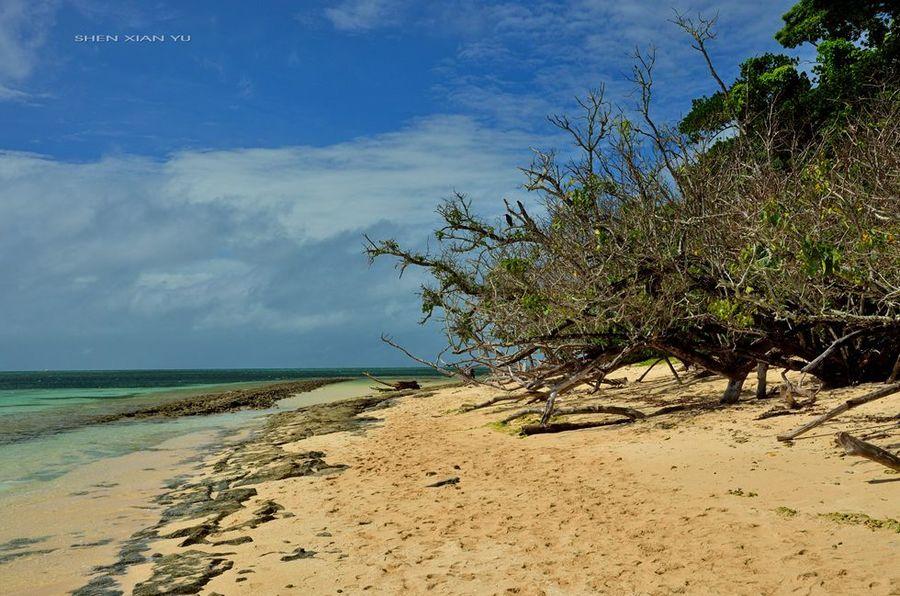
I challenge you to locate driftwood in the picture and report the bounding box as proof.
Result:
[777,382,900,442]
[425,476,460,488]
[362,371,420,391]
[835,432,900,472]
[778,369,816,409]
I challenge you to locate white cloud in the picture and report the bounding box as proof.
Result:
[323,0,403,31]
[317,0,800,124]
[0,116,538,343]
[0,0,57,88]
[0,83,35,102]
[161,114,535,243]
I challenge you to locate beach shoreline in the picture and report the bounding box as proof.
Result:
[0,378,433,595]
[3,366,899,595]
[93,378,350,423]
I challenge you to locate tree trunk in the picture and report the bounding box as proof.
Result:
[756,362,769,399]
[888,352,900,383]
[720,376,746,404]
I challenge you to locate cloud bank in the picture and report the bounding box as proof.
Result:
[0,115,537,369]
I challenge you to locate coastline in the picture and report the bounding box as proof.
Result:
[94,378,350,422]
[0,378,434,595]
[79,386,440,595]
[4,367,899,594]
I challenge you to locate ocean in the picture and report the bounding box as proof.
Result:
[0,368,439,494]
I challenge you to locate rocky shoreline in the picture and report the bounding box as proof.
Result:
[74,386,435,595]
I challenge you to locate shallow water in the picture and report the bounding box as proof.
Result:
[0,375,443,595]
[0,368,439,494]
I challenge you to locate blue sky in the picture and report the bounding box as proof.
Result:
[0,0,804,370]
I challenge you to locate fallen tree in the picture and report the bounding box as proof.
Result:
[365,5,900,430]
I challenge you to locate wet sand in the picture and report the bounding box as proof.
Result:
[0,379,397,595]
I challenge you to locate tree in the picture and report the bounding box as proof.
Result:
[367,1,900,424]
[680,0,900,147]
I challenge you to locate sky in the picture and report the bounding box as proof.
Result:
[0,0,806,370]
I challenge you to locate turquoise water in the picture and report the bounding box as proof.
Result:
[0,368,440,494]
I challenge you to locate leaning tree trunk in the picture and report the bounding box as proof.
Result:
[756,362,769,399]
[720,375,747,404]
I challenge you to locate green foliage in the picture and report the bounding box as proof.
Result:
[799,237,841,276]
[681,0,899,146]
[708,299,755,328]
[776,0,899,48]
[520,293,549,315]
[499,258,531,276]
[678,92,730,140]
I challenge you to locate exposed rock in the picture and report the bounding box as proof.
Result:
[280,547,316,562]
[97,379,349,422]
[73,386,440,595]
[70,574,122,596]
[132,551,233,596]
[426,476,460,488]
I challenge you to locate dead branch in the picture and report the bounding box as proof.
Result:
[539,347,635,425]
[501,404,647,425]
[380,335,456,377]
[636,358,663,382]
[459,393,525,412]
[835,432,900,472]
[664,357,682,384]
[800,329,866,375]
[889,352,900,383]
[362,371,420,391]
[777,382,900,442]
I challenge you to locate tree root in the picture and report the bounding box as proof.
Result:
[459,393,524,412]
[520,418,633,435]
[501,404,646,425]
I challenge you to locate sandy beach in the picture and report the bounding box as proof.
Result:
[23,364,892,596]
[0,377,431,595]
